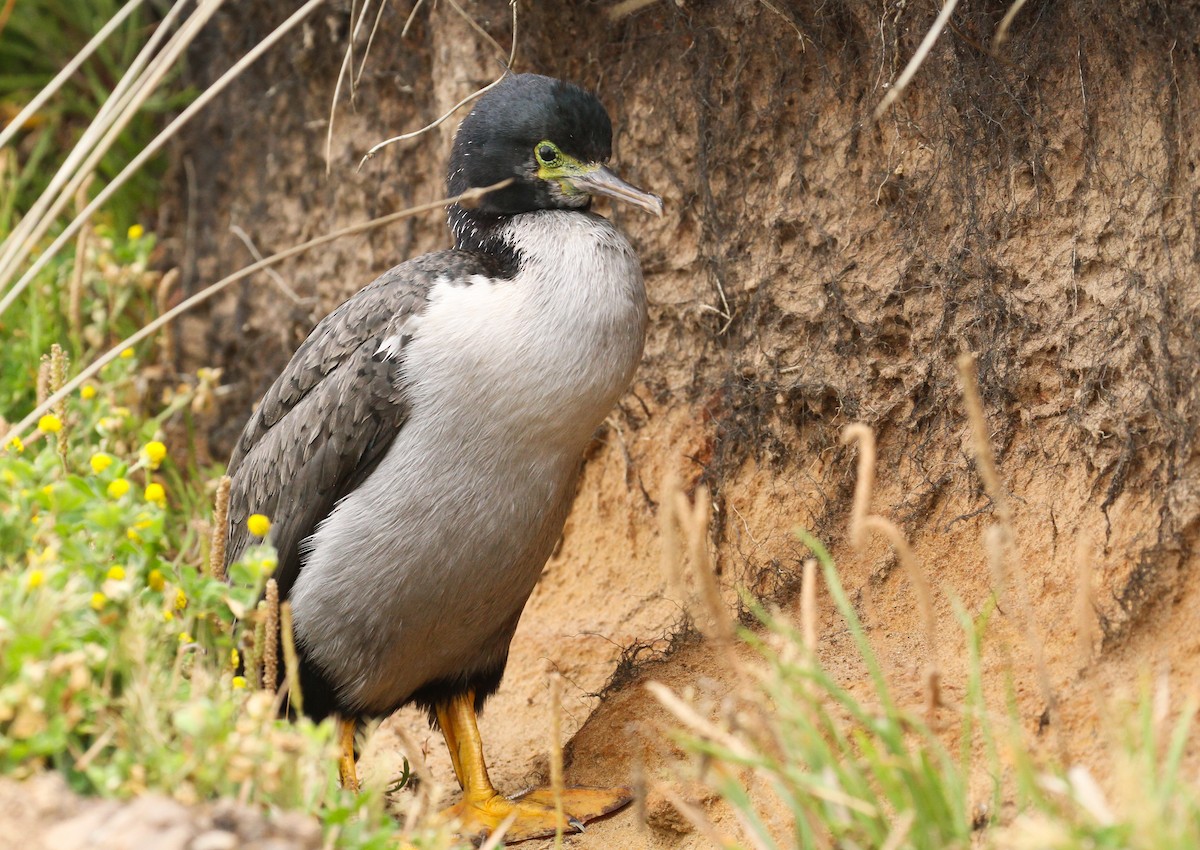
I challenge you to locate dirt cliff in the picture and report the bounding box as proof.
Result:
[168,1,1200,846]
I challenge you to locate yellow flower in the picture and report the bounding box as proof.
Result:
[4,435,22,453]
[80,384,97,400]
[27,570,44,589]
[37,414,62,433]
[106,478,130,499]
[174,588,187,610]
[144,482,166,507]
[230,648,240,669]
[119,348,134,360]
[126,528,141,542]
[127,223,145,240]
[247,514,271,537]
[90,592,107,611]
[143,440,167,468]
[89,453,114,474]
[178,632,193,644]
[162,610,174,622]
[147,569,165,592]
[232,676,247,690]
[106,565,126,581]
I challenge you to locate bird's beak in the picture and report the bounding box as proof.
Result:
[565,165,663,217]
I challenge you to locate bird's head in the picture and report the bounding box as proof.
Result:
[447,73,662,232]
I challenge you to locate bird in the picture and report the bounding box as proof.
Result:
[222,72,661,843]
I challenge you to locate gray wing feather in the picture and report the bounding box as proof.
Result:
[224,249,489,599]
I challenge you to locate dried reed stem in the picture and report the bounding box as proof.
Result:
[392,724,442,832]
[155,268,179,371]
[208,475,231,580]
[649,780,736,848]
[800,558,818,654]
[841,423,941,711]
[957,353,1060,756]
[279,600,303,715]
[548,670,565,849]
[49,345,69,467]
[263,578,280,694]
[672,486,735,648]
[840,423,875,548]
[1074,533,1095,671]
[645,681,754,762]
[68,179,93,351]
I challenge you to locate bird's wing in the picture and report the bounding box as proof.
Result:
[223,249,489,600]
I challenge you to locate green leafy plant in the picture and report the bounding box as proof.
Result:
[0,0,190,229]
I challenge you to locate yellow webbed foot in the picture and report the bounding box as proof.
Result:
[443,785,632,843]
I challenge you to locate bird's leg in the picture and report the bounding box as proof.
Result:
[337,715,360,792]
[435,690,631,843]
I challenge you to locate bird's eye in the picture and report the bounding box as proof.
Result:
[535,142,559,166]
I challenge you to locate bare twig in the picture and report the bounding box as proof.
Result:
[1,179,512,445]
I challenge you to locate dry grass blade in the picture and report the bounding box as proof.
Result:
[649,780,736,848]
[955,355,1013,526]
[0,0,328,319]
[0,0,149,151]
[476,813,517,850]
[994,0,1030,48]
[644,681,754,761]
[548,670,565,848]
[325,0,372,175]
[0,0,204,285]
[1,178,513,444]
[608,0,661,21]
[354,0,392,87]
[873,0,962,119]
[357,1,517,169]
[279,601,303,715]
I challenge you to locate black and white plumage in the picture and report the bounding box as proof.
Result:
[223,74,660,830]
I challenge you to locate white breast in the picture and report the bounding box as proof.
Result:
[289,210,647,713]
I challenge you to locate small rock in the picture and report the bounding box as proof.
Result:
[190,830,239,850]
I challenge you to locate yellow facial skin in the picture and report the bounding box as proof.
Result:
[533,139,664,216]
[534,140,595,197]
